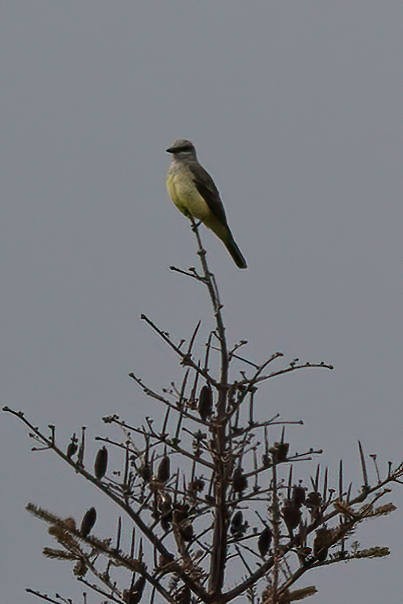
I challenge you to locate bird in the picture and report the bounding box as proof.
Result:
[166,139,247,269]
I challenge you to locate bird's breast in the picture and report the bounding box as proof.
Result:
[166,169,211,221]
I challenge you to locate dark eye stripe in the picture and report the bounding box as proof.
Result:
[174,145,193,152]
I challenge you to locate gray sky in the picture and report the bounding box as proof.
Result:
[1,2,402,602]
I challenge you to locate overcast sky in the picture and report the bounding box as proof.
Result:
[1,2,402,603]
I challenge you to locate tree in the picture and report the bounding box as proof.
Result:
[4,221,402,604]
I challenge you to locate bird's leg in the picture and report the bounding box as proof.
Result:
[189,216,202,230]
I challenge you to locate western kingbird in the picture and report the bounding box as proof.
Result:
[166,139,247,269]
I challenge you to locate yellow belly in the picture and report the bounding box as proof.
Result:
[166,172,211,221]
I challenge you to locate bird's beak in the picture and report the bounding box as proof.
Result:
[166,147,175,153]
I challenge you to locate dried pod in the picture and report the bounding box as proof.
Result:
[158,492,172,514]
[230,510,248,539]
[306,491,322,507]
[232,467,248,494]
[173,503,189,523]
[158,552,175,571]
[258,526,272,557]
[179,522,194,542]
[188,478,205,494]
[198,385,213,421]
[160,513,172,531]
[276,441,289,461]
[298,546,313,566]
[270,441,289,463]
[137,461,152,482]
[306,492,323,522]
[292,485,306,507]
[80,507,97,537]
[67,441,78,458]
[94,446,108,480]
[157,454,170,483]
[125,575,146,604]
[313,527,332,561]
[262,453,271,468]
[73,558,87,577]
[281,499,301,534]
[230,510,244,535]
[64,517,76,531]
[176,584,191,604]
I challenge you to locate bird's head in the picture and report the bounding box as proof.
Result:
[166,139,197,160]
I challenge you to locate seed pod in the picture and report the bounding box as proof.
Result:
[125,575,146,604]
[232,467,248,494]
[176,584,191,604]
[198,385,213,421]
[173,503,189,523]
[306,490,323,522]
[94,446,108,480]
[73,559,87,577]
[305,491,322,512]
[158,552,175,572]
[137,461,152,482]
[158,492,172,514]
[230,510,248,538]
[292,485,306,507]
[306,491,322,506]
[262,453,271,468]
[188,478,205,494]
[313,527,332,561]
[258,526,273,557]
[67,441,78,458]
[282,499,301,534]
[230,511,244,534]
[160,513,172,531]
[179,522,194,542]
[64,517,76,531]
[270,441,289,463]
[80,507,97,537]
[157,454,170,483]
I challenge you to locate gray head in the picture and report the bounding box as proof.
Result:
[166,139,197,160]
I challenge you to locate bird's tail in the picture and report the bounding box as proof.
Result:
[207,219,247,269]
[224,232,247,269]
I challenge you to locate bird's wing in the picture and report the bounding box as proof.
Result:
[188,163,228,226]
